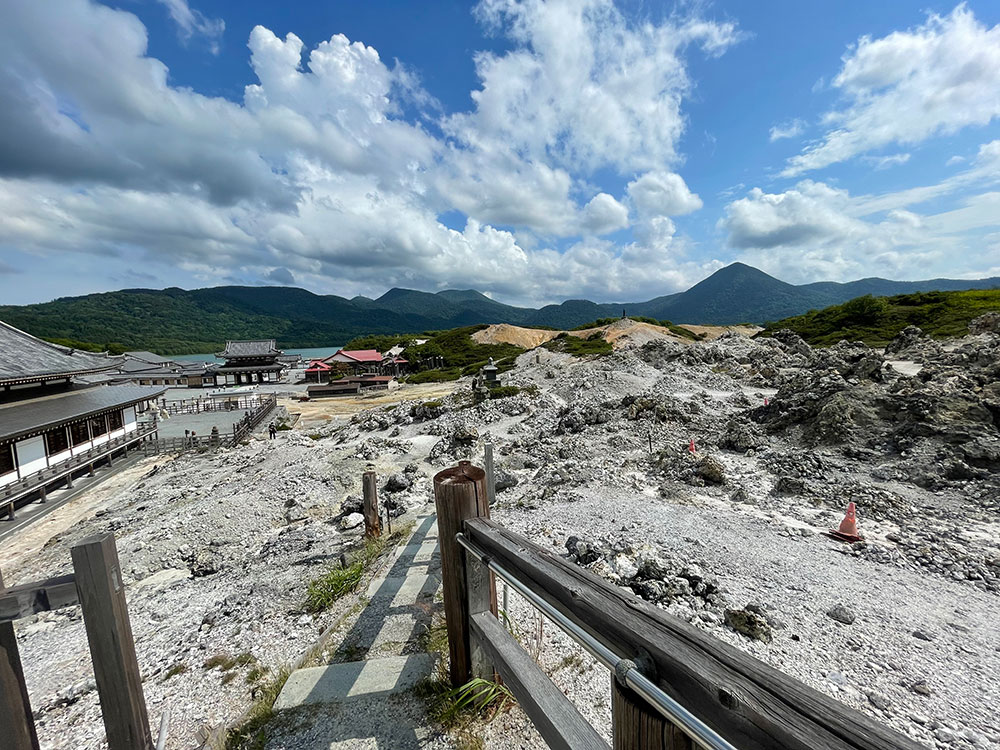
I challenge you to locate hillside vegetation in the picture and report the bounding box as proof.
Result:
[762,290,1000,346]
[396,325,525,383]
[2,264,998,353]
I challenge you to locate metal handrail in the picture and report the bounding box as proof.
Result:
[455,532,738,750]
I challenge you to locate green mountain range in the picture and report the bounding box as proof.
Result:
[2,263,997,354]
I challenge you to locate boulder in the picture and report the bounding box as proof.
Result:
[339,513,365,530]
[695,456,726,484]
[969,312,1000,335]
[724,607,773,643]
[383,473,412,493]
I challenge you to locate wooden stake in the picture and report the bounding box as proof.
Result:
[71,534,153,750]
[362,471,381,539]
[433,461,496,686]
[0,569,41,750]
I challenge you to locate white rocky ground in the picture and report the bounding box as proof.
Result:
[7,317,1000,749]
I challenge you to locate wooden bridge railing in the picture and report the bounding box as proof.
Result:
[1,533,155,750]
[434,456,924,750]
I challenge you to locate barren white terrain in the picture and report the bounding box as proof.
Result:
[6,318,999,749]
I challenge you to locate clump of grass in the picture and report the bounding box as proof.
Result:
[223,666,292,750]
[203,651,257,672]
[421,677,514,728]
[305,563,364,612]
[307,433,323,440]
[245,665,269,685]
[304,523,415,613]
[163,663,188,680]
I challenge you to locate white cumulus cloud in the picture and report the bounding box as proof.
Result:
[783,4,1000,176]
[0,0,737,305]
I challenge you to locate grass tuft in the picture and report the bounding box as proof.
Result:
[223,666,292,750]
[304,522,415,613]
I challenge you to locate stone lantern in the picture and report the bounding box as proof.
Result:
[483,357,499,386]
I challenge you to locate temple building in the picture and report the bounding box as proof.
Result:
[213,340,284,386]
[0,321,165,518]
[325,349,383,375]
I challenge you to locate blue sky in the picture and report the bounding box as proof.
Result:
[1,0,999,305]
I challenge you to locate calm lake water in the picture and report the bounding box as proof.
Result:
[171,345,343,364]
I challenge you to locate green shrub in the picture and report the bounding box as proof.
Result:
[488,385,521,399]
[543,334,613,357]
[762,289,1000,346]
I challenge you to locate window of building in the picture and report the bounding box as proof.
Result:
[0,443,15,475]
[45,427,70,455]
[70,421,90,446]
[89,415,108,437]
[108,410,124,431]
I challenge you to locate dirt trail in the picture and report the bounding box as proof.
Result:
[285,381,462,430]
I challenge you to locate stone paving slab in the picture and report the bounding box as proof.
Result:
[366,571,440,607]
[274,653,437,710]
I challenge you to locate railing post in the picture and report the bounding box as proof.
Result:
[71,534,153,750]
[483,442,496,508]
[612,670,691,749]
[433,461,496,686]
[362,471,381,539]
[0,568,41,750]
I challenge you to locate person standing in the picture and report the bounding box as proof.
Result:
[268,422,277,439]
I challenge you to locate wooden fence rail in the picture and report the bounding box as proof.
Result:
[434,458,924,750]
[1,534,154,750]
[159,395,262,415]
[144,394,277,456]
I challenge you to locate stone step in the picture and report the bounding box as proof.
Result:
[394,537,440,565]
[366,570,440,607]
[274,653,437,710]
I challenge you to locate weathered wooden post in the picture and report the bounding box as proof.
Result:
[483,442,496,508]
[71,534,153,750]
[611,669,690,750]
[433,461,496,686]
[362,470,381,539]
[0,569,41,750]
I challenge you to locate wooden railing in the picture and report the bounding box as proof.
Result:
[433,455,924,750]
[159,395,262,415]
[2,425,157,515]
[1,534,158,750]
[144,394,277,456]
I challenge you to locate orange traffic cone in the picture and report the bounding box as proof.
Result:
[688,438,696,454]
[827,501,863,542]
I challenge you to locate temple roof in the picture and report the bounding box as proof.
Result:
[218,340,281,358]
[0,321,123,385]
[328,349,382,363]
[0,384,166,443]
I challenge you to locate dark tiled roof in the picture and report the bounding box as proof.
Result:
[0,321,123,384]
[0,385,167,443]
[124,351,172,364]
[219,340,280,358]
[119,358,182,374]
[214,364,284,374]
